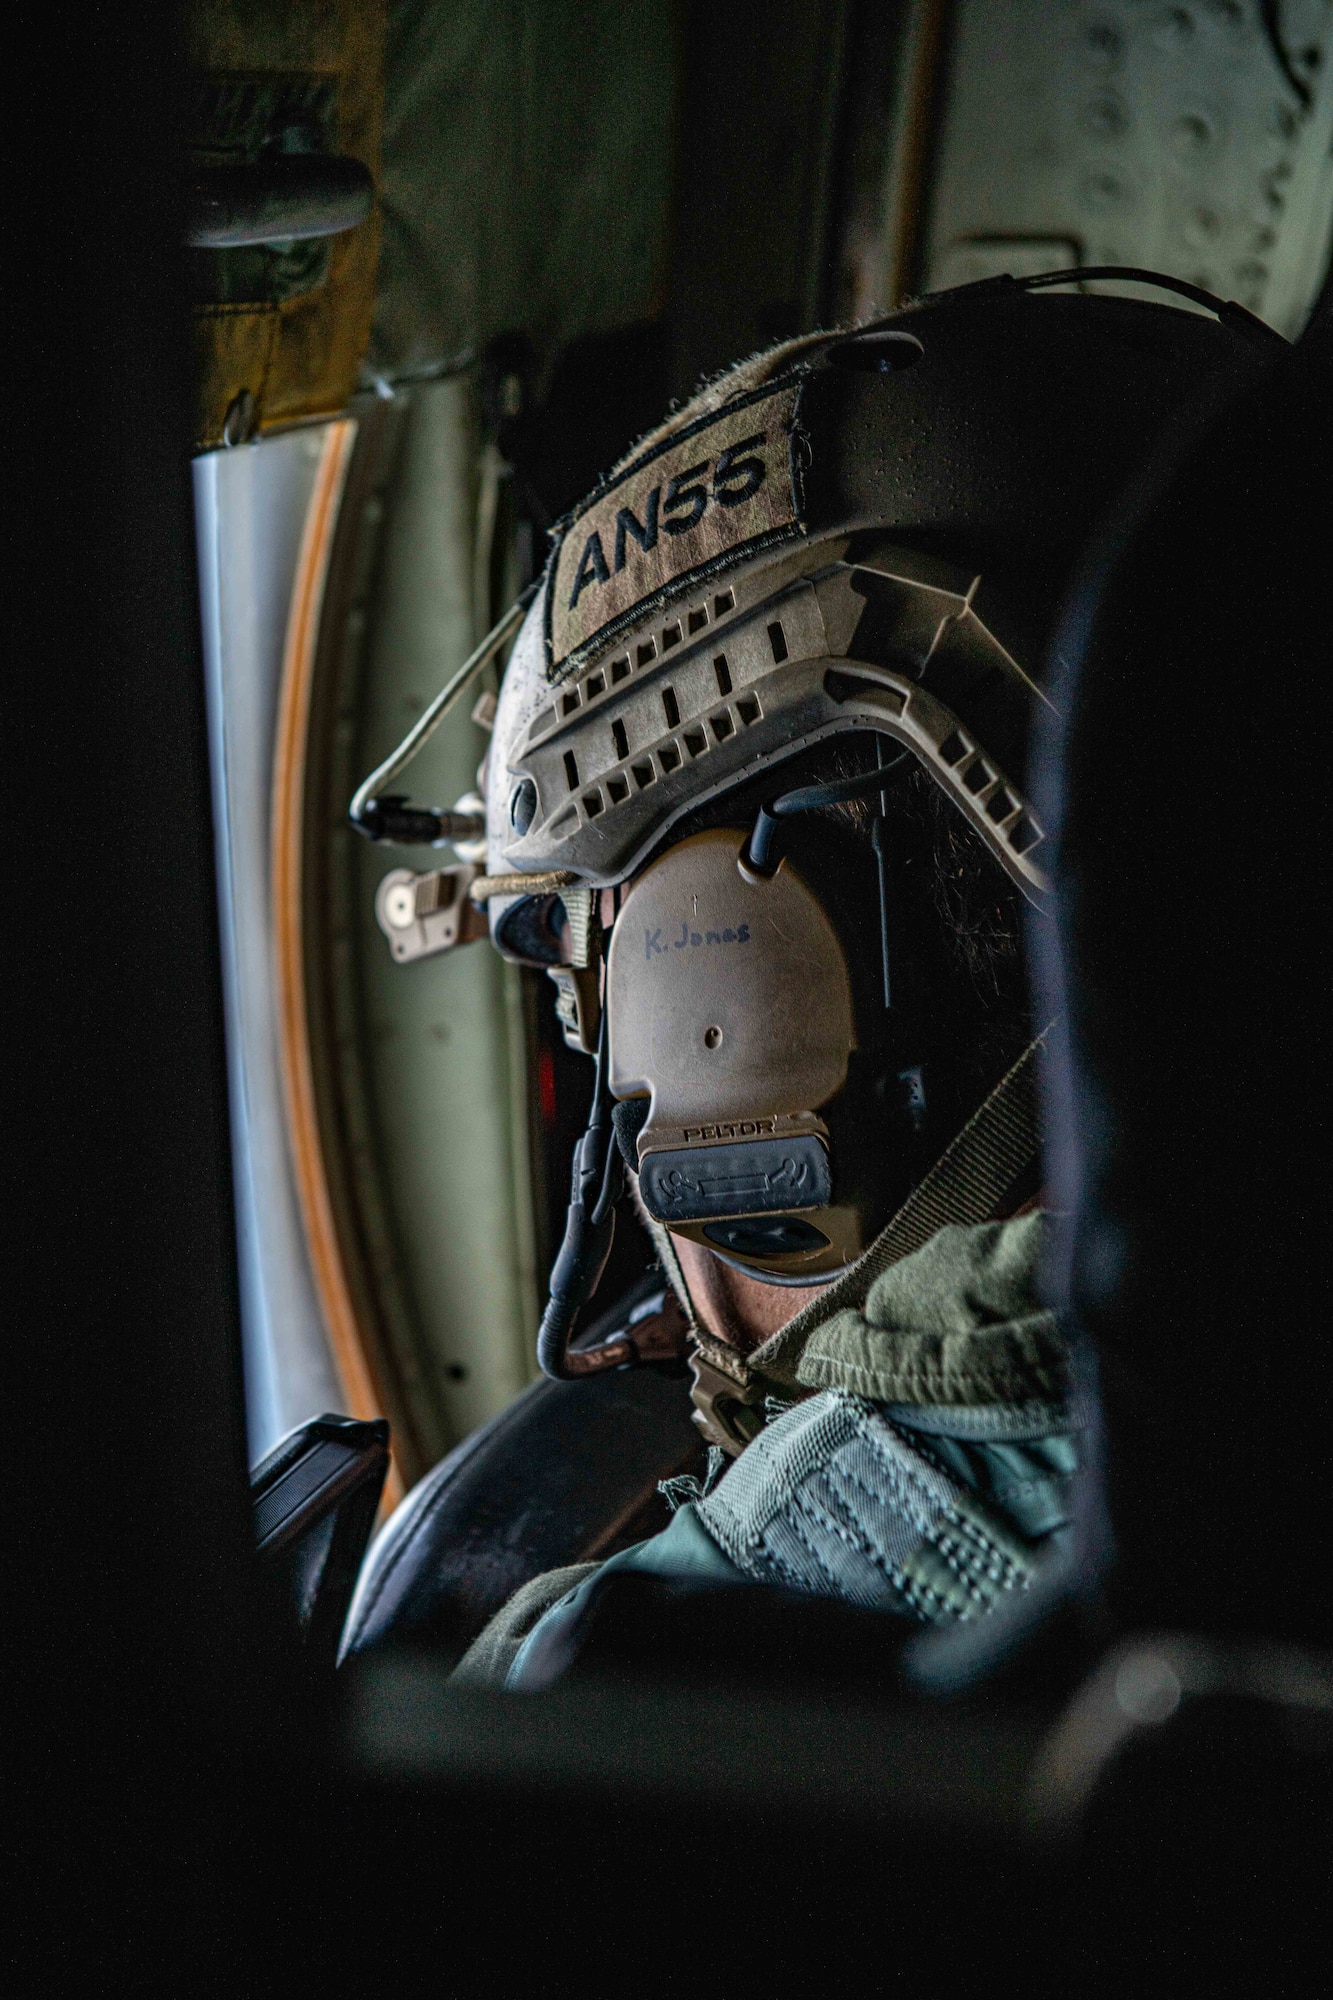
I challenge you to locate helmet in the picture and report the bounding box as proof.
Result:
[359,272,1277,1370]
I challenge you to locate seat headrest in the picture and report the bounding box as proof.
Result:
[1031,316,1333,1644]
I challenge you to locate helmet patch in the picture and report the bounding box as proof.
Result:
[547,378,805,675]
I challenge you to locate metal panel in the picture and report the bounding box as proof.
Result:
[920,0,1333,334]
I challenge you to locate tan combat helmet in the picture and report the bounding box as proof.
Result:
[353,271,1280,1375]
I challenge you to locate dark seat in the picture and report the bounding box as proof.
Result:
[1030,306,1333,1649]
[340,1276,702,1663]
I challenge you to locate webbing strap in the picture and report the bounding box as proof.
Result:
[745,1029,1049,1382]
[863,1029,1047,1268]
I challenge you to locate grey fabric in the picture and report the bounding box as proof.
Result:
[694,1393,1046,1620]
[657,1445,729,1514]
[505,1503,744,1692]
[467,1215,1078,1684]
[450,1561,598,1688]
[917,1431,1079,1542]
[888,1400,1074,1441]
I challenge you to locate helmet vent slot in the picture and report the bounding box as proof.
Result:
[662,621,682,649]
[713,654,732,696]
[710,710,734,743]
[939,729,970,766]
[1009,814,1042,854]
[585,671,605,698]
[714,589,735,616]
[986,787,1018,823]
[610,656,630,684]
[583,790,605,818]
[562,690,581,716]
[638,639,658,666]
[688,606,709,635]
[737,694,761,727]
[962,757,995,795]
[607,775,629,805]
[662,687,681,728]
[632,760,655,790]
[684,727,707,758]
[658,744,681,774]
[611,718,629,759]
[767,620,789,663]
[563,750,580,788]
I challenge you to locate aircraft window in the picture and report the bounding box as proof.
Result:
[196,425,347,1465]
[196,383,547,1497]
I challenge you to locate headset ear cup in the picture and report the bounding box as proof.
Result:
[612,1097,650,1172]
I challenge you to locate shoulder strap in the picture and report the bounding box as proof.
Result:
[734,1030,1050,1403]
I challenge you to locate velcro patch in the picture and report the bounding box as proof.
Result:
[547,379,804,673]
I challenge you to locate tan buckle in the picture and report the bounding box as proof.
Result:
[687,1332,768,1456]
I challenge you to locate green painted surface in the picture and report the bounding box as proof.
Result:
[371,1,676,384]
[354,377,539,1446]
